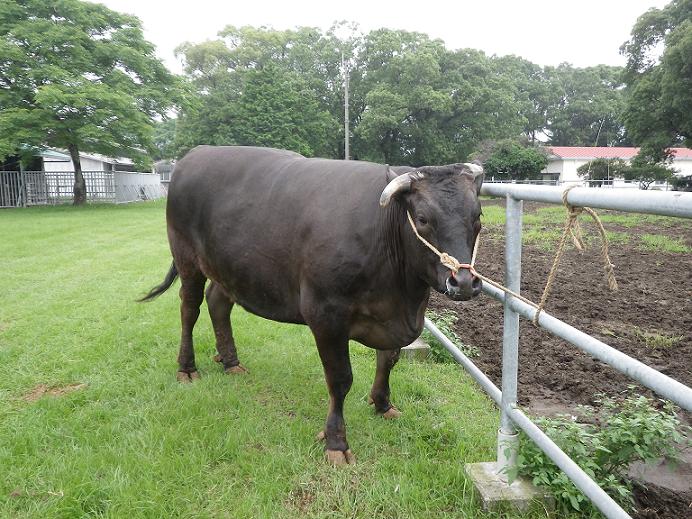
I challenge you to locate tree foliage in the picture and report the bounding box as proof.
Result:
[577,158,630,180]
[577,157,676,189]
[0,0,180,203]
[621,0,692,160]
[174,26,342,158]
[480,140,548,180]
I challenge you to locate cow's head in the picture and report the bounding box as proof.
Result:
[380,163,483,301]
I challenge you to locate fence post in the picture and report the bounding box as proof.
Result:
[496,194,523,479]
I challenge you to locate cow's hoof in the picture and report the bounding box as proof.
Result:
[382,406,401,419]
[316,430,325,441]
[224,364,248,375]
[326,449,356,466]
[176,371,199,383]
[368,396,401,418]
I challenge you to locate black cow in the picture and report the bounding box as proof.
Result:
[142,145,483,464]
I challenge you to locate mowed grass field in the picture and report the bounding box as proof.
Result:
[0,201,546,518]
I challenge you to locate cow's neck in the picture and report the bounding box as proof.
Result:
[379,203,430,303]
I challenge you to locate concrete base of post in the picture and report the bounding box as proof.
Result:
[400,337,430,360]
[465,462,553,512]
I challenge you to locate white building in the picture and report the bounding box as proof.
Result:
[541,147,692,184]
[39,149,135,172]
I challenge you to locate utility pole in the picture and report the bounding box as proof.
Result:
[342,52,350,160]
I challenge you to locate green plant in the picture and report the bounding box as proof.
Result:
[513,392,687,515]
[639,234,691,253]
[634,327,684,349]
[422,309,479,362]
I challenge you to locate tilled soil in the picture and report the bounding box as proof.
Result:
[427,199,691,518]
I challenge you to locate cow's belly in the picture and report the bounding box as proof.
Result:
[199,250,307,325]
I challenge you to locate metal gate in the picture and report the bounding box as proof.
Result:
[0,170,25,208]
[428,185,692,519]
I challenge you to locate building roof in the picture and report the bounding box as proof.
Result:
[39,148,133,165]
[547,146,692,160]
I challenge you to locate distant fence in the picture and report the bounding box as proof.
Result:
[486,178,674,190]
[0,170,165,208]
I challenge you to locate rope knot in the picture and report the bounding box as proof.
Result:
[439,253,462,273]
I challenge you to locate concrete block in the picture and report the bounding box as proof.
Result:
[465,462,553,512]
[401,337,430,360]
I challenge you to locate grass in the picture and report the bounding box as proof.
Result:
[479,200,689,253]
[0,201,547,518]
[639,234,691,253]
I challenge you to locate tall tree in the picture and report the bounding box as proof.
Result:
[175,26,342,158]
[621,0,692,162]
[544,64,628,147]
[0,0,180,204]
[353,30,525,165]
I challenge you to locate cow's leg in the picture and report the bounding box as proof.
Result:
[206,282,247,374]
[368,348,402,419]
[312,327,355,465]
[176,270,206,383]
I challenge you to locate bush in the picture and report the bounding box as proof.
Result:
[512,392,687,515]
[422,309,479,362]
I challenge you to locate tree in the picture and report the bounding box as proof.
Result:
[624,154,677,190]
[621,0,692,159]
[174,26,341,158]
[544,64,628,147]
[152,119,178,161]
[577,158,630,185]
[0,0,180,204]
[353,30,526,165]
[479,140,548,180]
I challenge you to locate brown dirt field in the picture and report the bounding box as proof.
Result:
[427,199,691,518]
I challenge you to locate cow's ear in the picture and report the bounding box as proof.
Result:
[386,166,399,182]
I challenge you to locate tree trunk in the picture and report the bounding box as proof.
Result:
[68,143,86,205]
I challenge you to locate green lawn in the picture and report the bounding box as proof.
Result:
[0,202,542,518]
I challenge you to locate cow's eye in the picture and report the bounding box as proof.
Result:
[416,215,428,225]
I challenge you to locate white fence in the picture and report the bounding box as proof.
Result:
[0,170,166,207]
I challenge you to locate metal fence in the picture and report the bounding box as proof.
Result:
[429,185,692,519]
[0,170,165,207]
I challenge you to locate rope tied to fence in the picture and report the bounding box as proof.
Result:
[405,185,618,326]
[532,185,618,325]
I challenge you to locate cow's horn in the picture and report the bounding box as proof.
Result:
[380,170,413,207]
[462,162,484,175]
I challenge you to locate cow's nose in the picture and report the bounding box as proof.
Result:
[446,270,482,300]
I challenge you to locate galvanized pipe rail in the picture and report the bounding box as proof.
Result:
[425,186,692,519]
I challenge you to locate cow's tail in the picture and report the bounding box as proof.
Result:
[138,262,178,302]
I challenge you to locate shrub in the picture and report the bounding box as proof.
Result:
[512,392,687,515]
[422,309,479,362]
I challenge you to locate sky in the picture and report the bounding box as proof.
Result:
[97,0,670,73]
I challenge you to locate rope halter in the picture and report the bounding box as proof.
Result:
[405,211,478,275]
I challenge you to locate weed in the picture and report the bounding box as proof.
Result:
[634,327,684,349]
[511,392,688,516]
[422,309,479,362]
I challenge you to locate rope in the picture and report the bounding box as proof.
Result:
[406,210,540,310]
[405,186,618,326]
[532,186,618,325]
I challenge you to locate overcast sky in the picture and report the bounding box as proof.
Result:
[98,0,669,72]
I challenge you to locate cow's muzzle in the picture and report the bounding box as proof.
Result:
[445,269,482,301]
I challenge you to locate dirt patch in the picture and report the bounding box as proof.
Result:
[428,200,691,518]
[22,383,87,402]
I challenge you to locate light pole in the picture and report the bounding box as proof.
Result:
[342,52,350,160]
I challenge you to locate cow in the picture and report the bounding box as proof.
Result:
[141,145,483,465]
